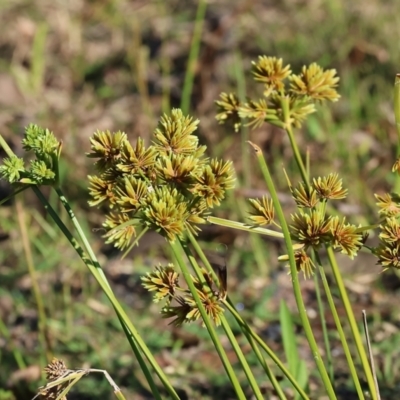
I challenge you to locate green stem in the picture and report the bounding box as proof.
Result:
[182,241,264,400]
[394,74,400,192]
[16,197,51,363]
[114,390,127,400]
[242,332,287,400]
[394,74,400,149]
[312,258,333,383]
[180,0,207,114]
[281,97,309,185]
[0,134,14,157]
[207,216,284,238]
[170,239,247,400]
[0,186,28,206]
[314,252,365,399]
[326,245,376,400]
[34,187,176,400]
[55,187,111,290]
[248,141,336,399]
[186,230,309,400]
[234,50,251,188]
[117,313,157,397]
[223,301,309,400]
[280,100,376,397]
[220,317,264,400]
[0,317,26,369]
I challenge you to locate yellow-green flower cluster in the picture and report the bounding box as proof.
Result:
[252,173,364,278]
[142,264,224,326]
[374,192,400,271]
[87,109,235,248]
[289,174,363,262]
[216,56,340,131]
[0,124,61,186]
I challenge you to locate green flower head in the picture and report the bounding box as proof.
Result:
[22,124,60,157]
[191,159,235,208]
[153,109,201,156]
[141,264,179,303]
[86,109,235,248]
[103,212,137,250]
[0,155,25,183]
[290,210,332,249]
[117,137,157,176]
[280,249,316,279]
[87,130,127,172]
[251,56,291,95]
[141,186,190,241]
[375,193,400,217]
[289,63,340,102]
[375,242,400,271]
[330,217,363,259]
[248,196,275,226]
[313,173,347,201]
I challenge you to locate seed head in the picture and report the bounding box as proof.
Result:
[290,210,332,249]
[87,130,127,172]
[103,212,136,250]
[330,216,363,259]
[375,242,400,271]
[251,56,291,95]
[375,193,400,217]
[215,92,242,132]
[141,264,179,303]
[0,155,25,183]
[291,182,319,209]
[117,138,157,176]
[289,63,340,102]
[153,109,201,156]
[313,173,347,200]
[248,196,275,225]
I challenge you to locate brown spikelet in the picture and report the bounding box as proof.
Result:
[40,358,68,400]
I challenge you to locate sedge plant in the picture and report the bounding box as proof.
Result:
[214,56,400,399]
[1,57,399,398]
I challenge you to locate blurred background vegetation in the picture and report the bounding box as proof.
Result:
[1,0,400,399]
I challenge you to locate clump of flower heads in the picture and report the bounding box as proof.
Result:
[0,124,61,186]
[216,56,340,131]
[38,358,68,400]
[142,263,224,326]
[87,109,235,248]
[248,172,366,278]
[373,189,400,271]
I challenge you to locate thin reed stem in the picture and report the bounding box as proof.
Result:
[248,141,336,399]
[207,216,284,238]
[34,187,176,400]
[170,239,247,400]
[15,197,52,363]
[393,74,400,192]
[279,103,377,398]
[326,245,376,399]
[281,97,309,185]
[312,260,333,383]
[180,0,207,113]
[394,74,400,149]
[314,252,365,399]
[223,300,309,400]
[182,241,264,400]
[187,230,310,400]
